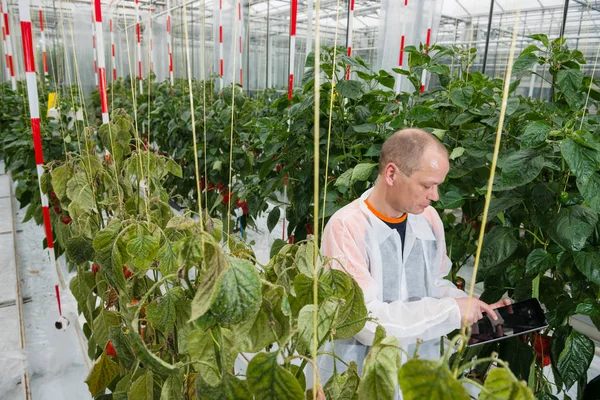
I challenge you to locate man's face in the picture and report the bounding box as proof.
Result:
[386,147,449,215]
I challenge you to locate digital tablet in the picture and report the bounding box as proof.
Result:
[467,298,548,347]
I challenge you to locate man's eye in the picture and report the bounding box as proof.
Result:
[423,185,432,190]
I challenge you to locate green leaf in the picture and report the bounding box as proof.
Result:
[269,239,287,259]
[480,227,518,271]
[323,361,360,400]
[188,328,236,384]
[557,69,584,109]
[351,163,376,183]
[479,368,534,400]
[166,215,196,230]
[451,112,474,126]
[108,326,136,369]
[577,173,600,213]
[549,205,598,251]
[85,352,119,397]
[166,158,183,178]
[93,310,121,349]
[521,121,551,148]
[147,287,187,333]
[449,147,465,160]
[485,197,523,223]
[332,277,367,340]
[575,299,600,316]
[190,241,228,321]
[334,169,353,189]
[66,235,95,265]
[449,86,474,108]
[556,329,595,390]
[51,164,73,200]
[573,251,600,285]
[529,33,549,47]
[505,97,520,116]
[93,222,128,293]
[512,52,538,75]
[246,352,304,400]
[352,123,377,133]
[410,106,436,121]
[126,234,160,271]
[500,149,545,188]
[160,374,184,400]
[357,336,401,400]
[336,80,363,99]
[210,257,262,325]
[561,138,600,181]
[293,273,332,313]
[128,370,153,400]
[525,248,555,276]
[295,241,316,277]
[67,172,96,213]
[398,359,469,400]
[266,207,280,233]
[157,242,178,276]
[297,299,339,354]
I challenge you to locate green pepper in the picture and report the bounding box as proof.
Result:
[559,191,569,204]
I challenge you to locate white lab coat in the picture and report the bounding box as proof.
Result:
[318,188,468,388]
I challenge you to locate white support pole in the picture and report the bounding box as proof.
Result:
[94,0,109,124]
[345,0,354,79]
[39,5,48,77]
[18,0,60,322]
[136,0,143,94]
[91,7,99,88]
[1,4,9,82]
[166,0,174,85]
[218,0,223,88]
[110,8,117,82]
[1,0,16,89]
[237,0,243,86]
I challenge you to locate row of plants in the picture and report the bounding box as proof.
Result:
[1,33,598,398]
[40,107,530,398]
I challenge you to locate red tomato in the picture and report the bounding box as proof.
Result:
[91,263,101,276]
[236,200,249,214]
[106,341,117,357]
[122,265,133,279]
[60,217,72,225]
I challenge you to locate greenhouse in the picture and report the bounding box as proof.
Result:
[1,0,600,398]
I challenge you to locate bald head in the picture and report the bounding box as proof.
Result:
[378,128,448,176]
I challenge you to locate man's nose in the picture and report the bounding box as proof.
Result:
[428,187,439,201]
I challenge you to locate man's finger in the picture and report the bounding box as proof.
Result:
[490,299,509,309]
[481,302,498,320]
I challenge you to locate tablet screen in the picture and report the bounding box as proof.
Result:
[467,298,548,347]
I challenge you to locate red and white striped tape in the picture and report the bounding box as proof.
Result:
[345,0,354,80]
[38,6,48,76]
[91,6,99,88]
[1,7,9,83]
[166,0,173,85]
[1,0,16,89]
[288,0,297,100]
[237,1,243,86]
[149,8,154,73]
[94,0,109,124]
[135,0,142,93]
[420,23,432,93]
[110,12,117,81]
[218,0,223,86]
[18,0,60,317]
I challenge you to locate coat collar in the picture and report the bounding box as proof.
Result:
[359,188,436,242]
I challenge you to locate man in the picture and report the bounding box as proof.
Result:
[320,128,509,377]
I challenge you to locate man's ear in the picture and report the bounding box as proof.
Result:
[383,163,396,186]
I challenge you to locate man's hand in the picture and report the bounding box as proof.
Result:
[454,298,512,326]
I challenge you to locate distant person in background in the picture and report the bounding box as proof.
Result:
[320,128,510,387]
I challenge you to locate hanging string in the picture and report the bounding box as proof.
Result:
[182,0,205,230]
[312,0,321,396]
[226,2,239,242]
[319,0,341,237]
[460,6,522,342]
[201,0,209,214]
